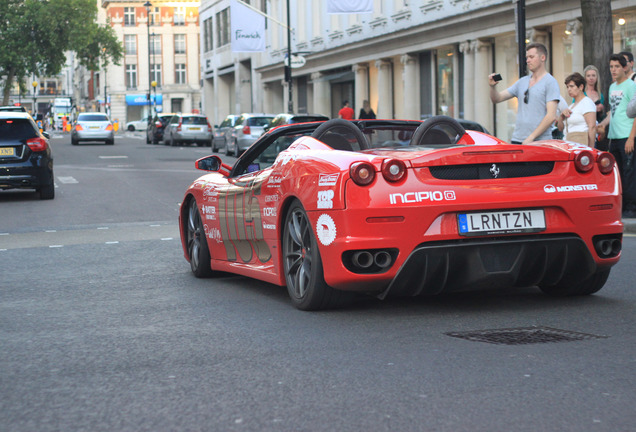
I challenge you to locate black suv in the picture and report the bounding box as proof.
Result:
[146,113,175,144]
[0,112,54,199]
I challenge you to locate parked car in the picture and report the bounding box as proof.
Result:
[163,114,212,147]
[126,116,150,131]
[212,114,239,153]
[180,116,622,310]
[0,112,54,199]
[146,113,175,144]
[71,112,114,145]
[224,113,275,156]
[264,113,329,132]
[0,105,28,113]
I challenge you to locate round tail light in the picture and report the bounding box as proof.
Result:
[597,152,615,175]
[350,161,376,186]
[574,150,594,173]
[381,159,407,182]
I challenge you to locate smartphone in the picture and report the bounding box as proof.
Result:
[493,73,502,82]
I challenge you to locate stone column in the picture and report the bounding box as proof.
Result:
[401,54,418,120]
[353,63,369,117]
[567,19,584,74]
[311,72,331,117]
[376,59,393,119]
[473,39,493,131]
[261,83,272,114]
[459,41,476,120]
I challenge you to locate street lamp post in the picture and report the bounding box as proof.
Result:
[144,1,152,119]
[32,81,38,115]
[151,81,157,117]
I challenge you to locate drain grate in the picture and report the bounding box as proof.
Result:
[445,326,608,345]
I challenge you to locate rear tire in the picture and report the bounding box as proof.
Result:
[282,201,352,310]
[39,183,55,200]
[186,199,214,278]
[539,269,610,296]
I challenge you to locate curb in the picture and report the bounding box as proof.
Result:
[624,218,636,234]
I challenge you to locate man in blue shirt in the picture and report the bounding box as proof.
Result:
[489,43,561,144]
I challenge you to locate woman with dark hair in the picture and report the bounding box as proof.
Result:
[556,72,596,147]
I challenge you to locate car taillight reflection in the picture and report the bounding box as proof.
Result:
[26,137,48,152]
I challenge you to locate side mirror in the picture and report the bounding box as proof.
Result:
[195,155,222,172]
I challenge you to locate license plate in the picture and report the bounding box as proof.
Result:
[90,126,100,130]
[458,209,546,236]
[189,127,202,131]
[0,147,15,156]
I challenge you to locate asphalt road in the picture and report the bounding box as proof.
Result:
[1,132,635,431]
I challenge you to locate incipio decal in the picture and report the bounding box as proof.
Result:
[319,173,339,186]
[316,214,337,246]
[389,190,456,204]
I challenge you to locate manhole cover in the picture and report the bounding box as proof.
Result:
[445,326,608,345]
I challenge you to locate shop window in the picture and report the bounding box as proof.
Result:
[436,46,455,117]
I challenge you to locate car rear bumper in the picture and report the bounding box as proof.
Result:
[73,131,114,141]
[174,132,211,143]
[0,157,53,190]
[379,234,616,298]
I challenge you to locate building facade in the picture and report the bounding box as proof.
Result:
[100,0,202,125]
[200,0,636,142]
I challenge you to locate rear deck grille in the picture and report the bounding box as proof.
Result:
[429,161,554,180]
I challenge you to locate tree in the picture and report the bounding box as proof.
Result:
[581,0,613,112]
[0,0,122,105]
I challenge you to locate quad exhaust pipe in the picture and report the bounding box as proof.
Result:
[594,237,621,258]
[349,249,396,273]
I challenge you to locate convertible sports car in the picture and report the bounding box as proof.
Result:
[179,116,623,310]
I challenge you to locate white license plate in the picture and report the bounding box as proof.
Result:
[458,209,546,236]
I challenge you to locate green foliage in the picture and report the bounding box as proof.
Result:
[0,0,123,103]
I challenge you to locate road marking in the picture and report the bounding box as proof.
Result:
[0,223,179,250]
[57,176,78,184]
[99,155,128,159]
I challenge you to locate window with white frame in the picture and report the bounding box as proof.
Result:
[124,7,135,26]
[150,34,161,55]
[174,34,186,54]
[126,64,137,89]
[124,35,136,55]
[150,6,159,26]
[203,18,213,52]
[175,64,186,84]
[174,7,185,26]
[215,8,230,48]
[151,64,162,87]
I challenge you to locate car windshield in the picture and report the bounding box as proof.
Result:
[0,119,37,140]
[291,116,327,123]
[182,117,207,125]
[358,123,460,149]
[79,114,109,122]
[247,117,273,127]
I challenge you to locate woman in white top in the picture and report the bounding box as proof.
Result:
[556,72,597,147]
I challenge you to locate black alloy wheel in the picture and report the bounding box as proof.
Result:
[282,201,351,310]
[186,199,214,277]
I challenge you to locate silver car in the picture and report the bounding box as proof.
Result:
[212,114,239,153]
[71,112,114,145]
[225,113,275,156]
[163,114,212,147]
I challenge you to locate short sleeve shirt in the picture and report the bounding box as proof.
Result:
[338,106,354,120]
[608,79,636,139]
[507,73,561,142]
[565,96,596,134]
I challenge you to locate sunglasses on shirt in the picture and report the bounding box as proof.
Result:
[524,89,529,104]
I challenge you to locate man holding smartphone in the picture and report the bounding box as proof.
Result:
[489,43,560,144]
